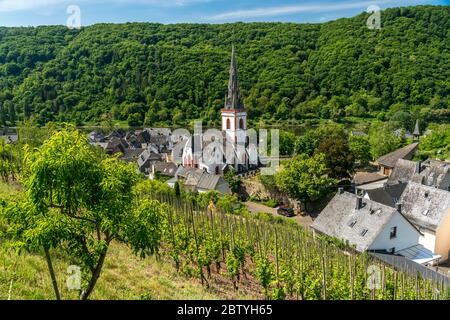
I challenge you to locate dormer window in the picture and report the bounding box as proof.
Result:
[361,229,368,237]
[348,219,357,228]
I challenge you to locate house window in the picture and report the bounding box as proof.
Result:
[390,226,397,239]
[215,166,219,175]
[226,118,231,129]
[239,118,244,129]
[360,229,368,237]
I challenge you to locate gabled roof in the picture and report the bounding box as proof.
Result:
[365,183,407,207]
[312,192,399,252]
[119,148,145,163]
[387,159,418,185]
[137,149,162,168]
[354,171,387,186]
[153,162,178,177]
[419,159,450,190]
[377,142,419,168]
[399,182,450,231]
[196,174,222,190]
[106,137,128,154]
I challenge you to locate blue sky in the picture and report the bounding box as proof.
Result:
[0,0,448,27]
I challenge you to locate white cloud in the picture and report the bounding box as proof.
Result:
[207,0,414,21]
[0,0,212,12]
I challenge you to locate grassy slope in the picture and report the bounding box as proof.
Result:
[0,240,259,300]
[0,180,258,300]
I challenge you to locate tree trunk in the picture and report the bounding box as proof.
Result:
[80,247,108,300]
[44,246,61,300]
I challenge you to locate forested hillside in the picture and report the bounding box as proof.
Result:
[0,5,448,128]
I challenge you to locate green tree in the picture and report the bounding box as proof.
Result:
[349,135,372,167]
[275,153,336,211]
[224,167,242,194]
[368,123,401,159]
[316,134,355,179]
[1,127,165,300]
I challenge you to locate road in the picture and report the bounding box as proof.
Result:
[244,201,314,229]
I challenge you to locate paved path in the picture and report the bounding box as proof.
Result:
[244,201,314,229]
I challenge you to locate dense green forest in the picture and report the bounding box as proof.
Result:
[0,5,448,128]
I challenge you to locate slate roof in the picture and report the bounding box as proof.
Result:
[419,159,450,190]
[153,162,178,177]
[119,148,145,163]
[387,159,418,185]
[312,191,398,252]
[176,167,205,180]
[365,183,407,207]
[105,137,128,154]
[377,142,419,168]
[399,182,450,231]
[137,149,162,168]
[196,174,222,190]
[387,158,450,190]
[354,172,387,186]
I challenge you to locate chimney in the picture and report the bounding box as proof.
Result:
[338,187,344,195]
[356,197,363,210]
[396,202,402,214]
[416,161,422,174]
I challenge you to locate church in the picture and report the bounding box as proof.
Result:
[180,46,258,176]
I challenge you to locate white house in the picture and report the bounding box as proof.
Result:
[399,182,450,261]
[312,189,422,255]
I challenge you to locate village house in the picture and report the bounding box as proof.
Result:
[137,149,164,174]
[399,182,450,262]
[388,158,450,191]
[150,162,178,180]
[363,183,407,207]
[376,142,419,176]
[312,189,422,254]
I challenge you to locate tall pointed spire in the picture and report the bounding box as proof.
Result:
[224,45,244,110]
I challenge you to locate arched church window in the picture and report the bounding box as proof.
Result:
[226,118,231,129]
[239,118,244,129]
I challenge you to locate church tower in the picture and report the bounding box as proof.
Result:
[221,46,247,145]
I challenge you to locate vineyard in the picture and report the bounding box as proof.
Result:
[141,184,450,300]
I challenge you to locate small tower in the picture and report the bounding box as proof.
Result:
[221,46,247,145]
[413,119,420,142]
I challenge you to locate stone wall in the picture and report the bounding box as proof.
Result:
[240,176,304,213]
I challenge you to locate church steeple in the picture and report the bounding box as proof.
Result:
[224,45,244,110]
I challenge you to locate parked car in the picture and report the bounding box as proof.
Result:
[276,205,295,217]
